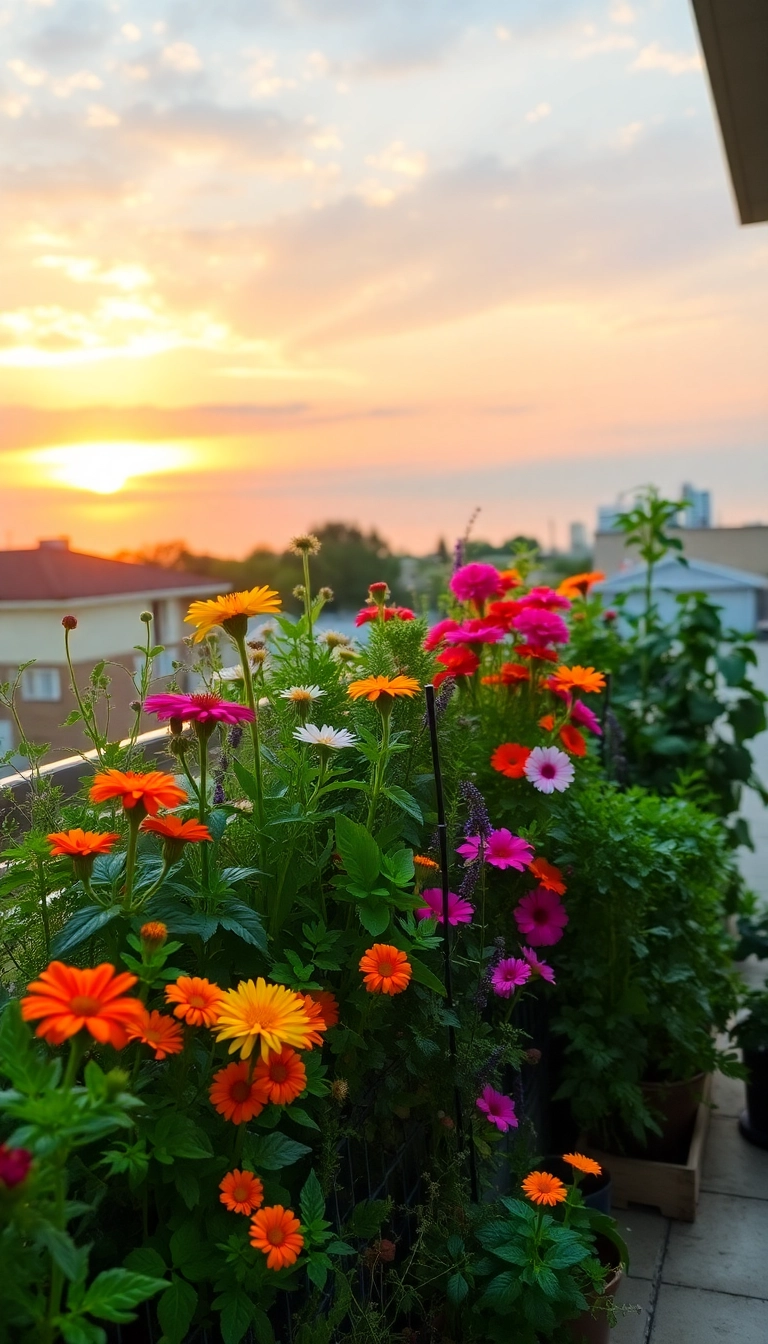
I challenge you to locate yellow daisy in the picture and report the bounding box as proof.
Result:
[185,587,282,642]
[213,978,324,1061]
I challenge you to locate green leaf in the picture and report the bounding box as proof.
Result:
[151,1114,213,1163]
[382,848,415,886]
[232,759,260,802]
[252,1308,275,1344]
[213,1288,254,1344]
[335,814,380,891]
[169,1222,211,1281]
[730,695,766,743]
[346,1199,390,1239]
[157,1275,197,1344]
[381,786,423,823]
[446,1272,469,1305]
[124,1248,167,1277]
[300,1170,326,1227]
[306,1251,331,1289]
[357,900,390,937]
[0,998,58,1094]
[285,1105,319,1130]
[248,1131,312,1170]
[543,1238,590,1269]
[38,1225,87,1282]
[145,901,220,942]
[174,1168,200,1209]
[82,1269,167,1324]
[480,1269,521,1312]
[59,1319,104,1344]
[218,897,268,953]
[51,906,122,958]
[408,954,446,997]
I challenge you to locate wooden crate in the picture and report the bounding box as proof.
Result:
[581,1074,712,1222]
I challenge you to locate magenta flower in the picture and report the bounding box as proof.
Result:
[522,947,556,984]
[476,1086,518,1133]
[424,618,462,651]
[457,829,534,872]
[0,1143,32,1189]
[524,745,575,794]
[143,692,255,726]
[518,586,571,611]
[449,563,505,608]
[512,608,570,646]
[571,700,602,735]
[491,958,532,998]
[514,887,569,946]
[443,619,507,646]
[417,887,474,925]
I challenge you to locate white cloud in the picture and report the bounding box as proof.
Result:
[617,120,643,147]
[495,25,510,42]
[609,2,636,24]
[1,93,29,118]
[576,33,636,58]
[366,140,427,179]
[7,58,46,87]
[120,23,141,42]
[247,51,296,96]
[525,102,551,124]
[304,51,329,79]
[162,42,203,73]
[52,70,103,98]
[311,128,343,151]
[35,256,153,290]
[631,42,703,75]
[124,64,150,82]
[24,0,56,7]
[85,103,120,127]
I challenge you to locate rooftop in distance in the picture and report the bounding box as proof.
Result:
[0,539,222,604]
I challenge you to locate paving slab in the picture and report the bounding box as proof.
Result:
[662,1192,768,1296]
[710,1069,745,1119]
[611,1206,668,1281]
[651,1284,768,1343]
[611,1275,652,1344]
[701,1114,768,1199]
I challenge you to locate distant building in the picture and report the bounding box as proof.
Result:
[0,540,221,758]
[594,524,768,582]
[596,556,768,636]
[681,483,712,529]
[569,522,589,554]
[596,504,625,534]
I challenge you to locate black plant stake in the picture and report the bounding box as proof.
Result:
[424,683,479,1203]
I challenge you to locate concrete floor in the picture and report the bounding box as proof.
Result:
[613,645,768,1341]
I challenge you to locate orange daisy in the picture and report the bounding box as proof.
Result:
[557,571,605,599]
[185,586,281,642]
[550,665,606,696]
[302,990,340,1030]
[563,1152,602,1177]
[165,976,224,1028]
[254,1046,307,1106]
[347,674,420,702]
[490,743,532,779]
[359,944,412,996]
[89,769,188,817]
[47,829,119,858]
[20,962,144,1049]
[220,1169,264,1216]
[250,1205,304,1271]
[209,1061,269,1125]
[521,1171,568,1207]
[538,714,555,732]
[559,724,587,757]
[527,857,566,896]
[140,816,212,844]
[299,993,328,1047]
[126,1008,184,1060]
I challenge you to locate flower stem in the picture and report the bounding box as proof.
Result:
[37,855,51,957]
[234,633,266,833]
[197,727,211,890]
[302,552,314,653]
[366,710,390,831]
[123,809,141,910]
[65,626,104,765]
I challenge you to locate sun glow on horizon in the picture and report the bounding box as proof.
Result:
[29,440,194,494]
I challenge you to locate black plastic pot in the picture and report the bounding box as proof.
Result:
[739,1045,768,1150]
[540,1156,613,1214]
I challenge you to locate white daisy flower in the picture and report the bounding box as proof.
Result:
[212,665,245,682]
[294,724,357,750]
[279,685,325,704]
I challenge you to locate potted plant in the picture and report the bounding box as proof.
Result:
[732,989,768,1150]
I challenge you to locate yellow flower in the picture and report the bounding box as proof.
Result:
[347,674,420,702]
[213,978,324,1061]
[185,587,282,643]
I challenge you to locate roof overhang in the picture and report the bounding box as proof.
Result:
[0,584,222,610]
[691,0,768,224]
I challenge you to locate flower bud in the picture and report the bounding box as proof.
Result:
[61,615,78,631]
[524,1048,542,1066]
[318,586,334,601]
[0,1143,32,1190]
[140,611,153,624]
[331,1078,349,1104]
[140,921,168,951]
[169,715,185,737]
[129,700,142,713]
[293,584,306,600]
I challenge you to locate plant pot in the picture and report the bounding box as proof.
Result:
[622,1073,707,1162]
[540,1156,613,1214]
[739,1045,768,1150]
[567,1265,622,1344]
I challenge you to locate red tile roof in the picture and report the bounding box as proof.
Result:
[0,543,223,603]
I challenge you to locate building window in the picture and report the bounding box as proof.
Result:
[0,720,13,755]
[21,667,62,702]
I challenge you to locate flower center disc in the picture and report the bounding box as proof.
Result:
[231,1080,252,1102]
[70,995,102,1015]
[378,962,392,977]
[271,1063,288,1083]
[268,1227,285,1245]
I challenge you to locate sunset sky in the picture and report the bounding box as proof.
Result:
[2,0,767,557]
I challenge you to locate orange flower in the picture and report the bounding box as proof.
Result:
[250,1205,304,1271]
[413,854,439,872]
[527,857,566,895]
[47,829,119,858]
[126,1008,184,1060]
[302,990,339,1030]
[521,1171,568,1206]
[299,994,329,1047]
[185,586,281,642]
[209,1061,269,1125]
[539,714,555,732]
[254,1046,307,1106]
[490,743,531,779]
[559,723,587,757]
[220,1168,264,1216]
[359,944,412,996]
[89,769,187,817]
[20,962,143,1049]
[498,567,522,590]
[140,816,212,843]
[563,1152,602,1177]
[165,976,224,1028]
[347,674,420,702]
[500,662,530,685]
[550,665,606,695]
[557,571,605,599]
[140,921,168,949]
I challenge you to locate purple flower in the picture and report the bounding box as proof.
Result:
[522,947,556,984]
[490,958,532,998]
[417,888,474,926]
[512,608,570,646]
[458,781,492,839]
[476,1086,518,1133]
[457,828,534,872]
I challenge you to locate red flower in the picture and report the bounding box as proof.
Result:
[434,645,480,688]
[490,743,532,779]
[486,599,525,630]
[516,644,559,663]
[559,724,587,757]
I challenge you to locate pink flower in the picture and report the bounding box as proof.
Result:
[424,618,462,651]
[570,700,602,736]
[418,888,474,925]
[512,608,570,646]
[518,587,572,611]
[449,563,505,608]
[522,947,556,984]
[355,606,415,626]
[514,887,569,946]
[491,958,532,997]
[0,1143,32,1188]
[443,619,507,646]
[143,692,255,726]
[524,745,575,794]
[476,1086,518,1133]
[457,829,534,871]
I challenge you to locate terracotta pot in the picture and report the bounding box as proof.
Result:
[740,1046,768,1150]
[567,1266,622,1344]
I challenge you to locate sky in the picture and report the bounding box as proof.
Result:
[1,0,767,557]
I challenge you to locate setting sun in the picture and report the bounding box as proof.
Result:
[29,441,193,494]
